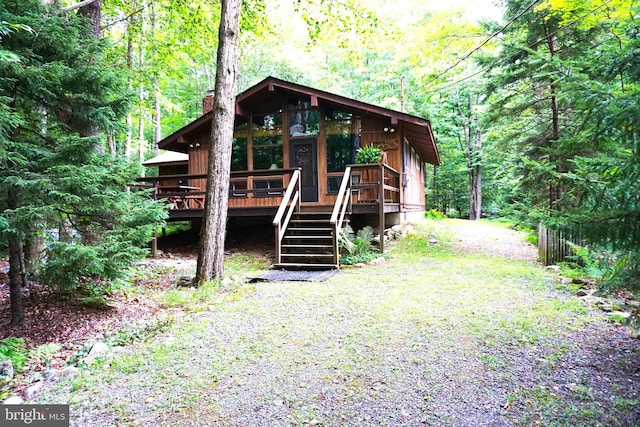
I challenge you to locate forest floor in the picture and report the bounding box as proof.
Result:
[2,219,640,426]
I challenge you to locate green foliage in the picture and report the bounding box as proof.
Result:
[479,0,640,288]
[106,318,174,347]
[446,208,461,218]
[29,343,62,367]
[158,222,191,237]
[339,225,380,265]
[356,145,383,164]
[0,0,167,310]
[0,20,31,63]
[424,209,446,220]
[0,337,27,373]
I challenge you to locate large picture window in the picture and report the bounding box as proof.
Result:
[287,99,320,137]
[253,112,283,170]
[326,111,359,173]
[232,123,248,171]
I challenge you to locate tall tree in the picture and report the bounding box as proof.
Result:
[0,0,165,323]
[540,0,640,287]
[481,0,582,223]
[195,0,242,283]
[457,91,484,220]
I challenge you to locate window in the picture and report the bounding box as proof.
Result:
[232,123,248,171]
[327,176,342,194]
[229,179,248,197]
[253,179,284,197]
[177,164,189,185]
[252,112,283,170]
[327,174,360,194]
[287,99,320,137]
[326,111,360,173]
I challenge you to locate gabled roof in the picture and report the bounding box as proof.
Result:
[142,150,188,166]
[158,76,439,165]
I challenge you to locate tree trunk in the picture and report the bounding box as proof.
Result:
[24,235,45,277]
[150,0,161,155]
[459,92,483,220]
[138,82,145,170]
[77,0,102,38]
[107,132,116,155]
[195,0,242,284]
[473,127,482,220]
[7,187,24,324]
[154,78,161,154]
[137,2,146,169]
[125,1,135,161]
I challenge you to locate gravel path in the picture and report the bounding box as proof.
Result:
[38,219,640,426]
[445,219,538,262]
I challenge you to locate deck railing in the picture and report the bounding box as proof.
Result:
[349,163,400,253]
[349,164,400,205]
[330,167,353,265]
[272,170,302,265]
[136,169,299,210]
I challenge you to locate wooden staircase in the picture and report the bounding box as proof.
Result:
[274,208,347,270]
[273,167,353,271]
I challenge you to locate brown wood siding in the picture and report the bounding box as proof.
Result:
[175,105,424,213]
[401,136,426,210]
[158,165,180,186]
[360,118,402,171]
[188,136,209,191]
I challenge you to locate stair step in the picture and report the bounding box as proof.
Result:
[283,235,333,240]
[288,227,332,231]
[291,219,331,224]
[281,253,334,258]
[282,244,333,249]
[295,212,332,216]
[273,263,338,270]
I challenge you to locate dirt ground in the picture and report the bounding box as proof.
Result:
[439,218,537,263]
[1,219,638,426]
[0,225,273,374]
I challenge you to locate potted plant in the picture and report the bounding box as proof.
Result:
[356,145,383,164]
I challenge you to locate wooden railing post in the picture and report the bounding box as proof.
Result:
[272,169,301,266]
[330,167,352,267]
[379,164,385,254]
[274,224,281,265]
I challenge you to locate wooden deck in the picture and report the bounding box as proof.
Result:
[136,164,401,266]
[136,164,401,220]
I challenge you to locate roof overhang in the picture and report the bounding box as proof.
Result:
[158,76,440,165]
[142,150,189,166]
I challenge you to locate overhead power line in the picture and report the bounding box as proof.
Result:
[421,0,542,88]
[431,0,617,92]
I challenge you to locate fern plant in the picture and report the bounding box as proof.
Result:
[0,337,28,373]
[29,343,62,367]
[339,225,379,264]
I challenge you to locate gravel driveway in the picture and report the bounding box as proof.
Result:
[40,219,640,426]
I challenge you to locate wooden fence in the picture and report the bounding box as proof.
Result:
[538,225,584,266]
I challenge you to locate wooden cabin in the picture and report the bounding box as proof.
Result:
[142,77,440,269]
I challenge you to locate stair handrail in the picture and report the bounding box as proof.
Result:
[330,167,352,266]
[273,169,301,265]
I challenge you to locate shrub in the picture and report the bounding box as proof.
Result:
[446,208,460,218]
[339,225,380,265]
[424,209,446,220]
[356,145,383,164]
[0,337,27,373]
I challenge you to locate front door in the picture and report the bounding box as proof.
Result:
[290,138,318,202]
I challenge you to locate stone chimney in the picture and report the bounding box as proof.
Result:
[203,89,215,114]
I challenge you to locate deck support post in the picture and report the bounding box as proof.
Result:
[151,231,158,257]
